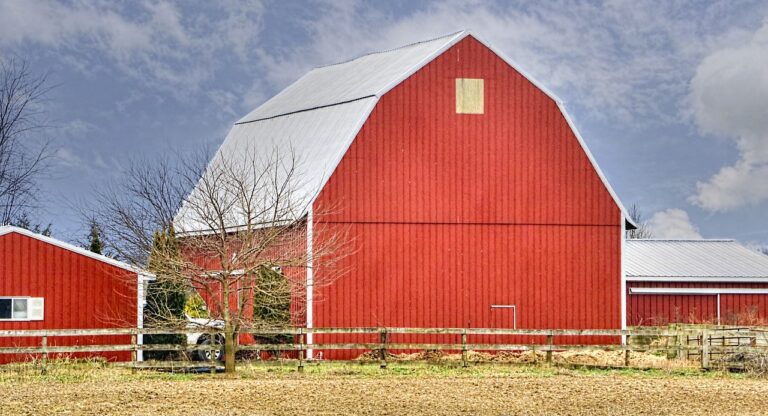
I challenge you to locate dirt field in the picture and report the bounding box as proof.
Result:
[2,362,767,415]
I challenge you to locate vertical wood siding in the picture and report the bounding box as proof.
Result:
[627,281,768,326]
[313,36,622,358]
[0,232,137,363]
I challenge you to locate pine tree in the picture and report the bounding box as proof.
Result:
[144,226,188,359]
[88,222,103,254]
[11,212,52,236]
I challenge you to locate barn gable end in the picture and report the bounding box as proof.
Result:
[174,31,634,232]
[310,35,623,345]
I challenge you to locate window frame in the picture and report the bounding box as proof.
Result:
[0,297,35,321]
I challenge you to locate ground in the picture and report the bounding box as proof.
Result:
[2,361,767,415]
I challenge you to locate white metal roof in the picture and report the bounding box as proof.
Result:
[175,30,633,232]
[0,226,153,277]
[237,32,465,123]
[626,239,768,281]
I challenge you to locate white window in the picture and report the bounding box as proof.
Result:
[0,297,44,321]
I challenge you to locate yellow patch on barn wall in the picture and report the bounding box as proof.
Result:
[455,78,484,114]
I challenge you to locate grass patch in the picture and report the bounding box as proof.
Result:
[0,358,747,384]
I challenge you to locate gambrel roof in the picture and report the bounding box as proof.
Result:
[175,30,633,232]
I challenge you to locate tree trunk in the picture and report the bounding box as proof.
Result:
[220,274,237,374]
[224,326,237,374]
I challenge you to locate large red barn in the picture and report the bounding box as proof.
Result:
[0,226,153,363]
[175,31,636,358]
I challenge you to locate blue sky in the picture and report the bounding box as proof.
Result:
[1,0,767,246]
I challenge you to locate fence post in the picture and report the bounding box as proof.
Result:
[379,328,388,369]
[41,335,48,374]
[130,333,138,374]
[701,331,711,370]
[461,331,468,368]
[298,328,305,373]
[624,335,631,367]
[182,331,189,362]
[546,334,553,365]
[209,330,216,375]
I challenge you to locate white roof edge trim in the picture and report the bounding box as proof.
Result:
[630,287,768,295]
[627,277,768,283]
[463,31,634,228]
[557,103,635,228]
[0,226,154,277]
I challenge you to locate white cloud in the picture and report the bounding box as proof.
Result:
[688,20,768,212]
[251,1,762,123]
[0,0,266,100]
[648,208,702,239]
[2,1,762,124]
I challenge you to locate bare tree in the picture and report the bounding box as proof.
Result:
[90,147,350,373]
[88,155,191,265]
[0,58,52,224]
[626,203,654,239]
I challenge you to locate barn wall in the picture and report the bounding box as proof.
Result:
[313,36,622,358]
[627,281,768,326]
[0,232,137,363]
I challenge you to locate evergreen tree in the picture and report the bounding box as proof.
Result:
[144,227,188,359]
[87,222,103,254]
[11,212,52,236]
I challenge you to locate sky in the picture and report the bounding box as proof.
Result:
[0,0,767,246]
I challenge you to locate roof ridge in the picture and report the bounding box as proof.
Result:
[313,30,466,70]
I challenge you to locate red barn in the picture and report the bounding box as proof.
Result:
[175,31,636,358]
[0,226,153,363]
[626,239,768,326]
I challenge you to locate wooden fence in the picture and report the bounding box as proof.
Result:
[1,327,767,371]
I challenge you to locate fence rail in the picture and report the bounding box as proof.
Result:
[1,326,766,371]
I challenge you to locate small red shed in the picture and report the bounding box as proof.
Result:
[626,239,768,326]
[0,226,153,363]
[176,31,636,358]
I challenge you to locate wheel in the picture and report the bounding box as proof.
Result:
[196,337,224,361]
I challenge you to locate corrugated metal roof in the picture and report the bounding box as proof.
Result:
[238,32,464,123]
[626,239,768,279]
[175,30,633,232]
[174,97,377,232]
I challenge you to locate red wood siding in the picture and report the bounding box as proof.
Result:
[0,231,137,363]
[179,223,308,328]
[627,281,768,326]
[313,36,622,358]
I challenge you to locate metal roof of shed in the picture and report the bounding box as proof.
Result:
[175,30,634,232]
[626,239,768,281]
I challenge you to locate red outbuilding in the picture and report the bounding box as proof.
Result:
[0,226,153,363]
[175,31,636,358]
[626,239,768,326]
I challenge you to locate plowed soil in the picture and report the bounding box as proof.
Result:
[2,365,767,415]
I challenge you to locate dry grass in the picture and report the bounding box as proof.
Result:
[1,360,767,415]
[357,349,695,369]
